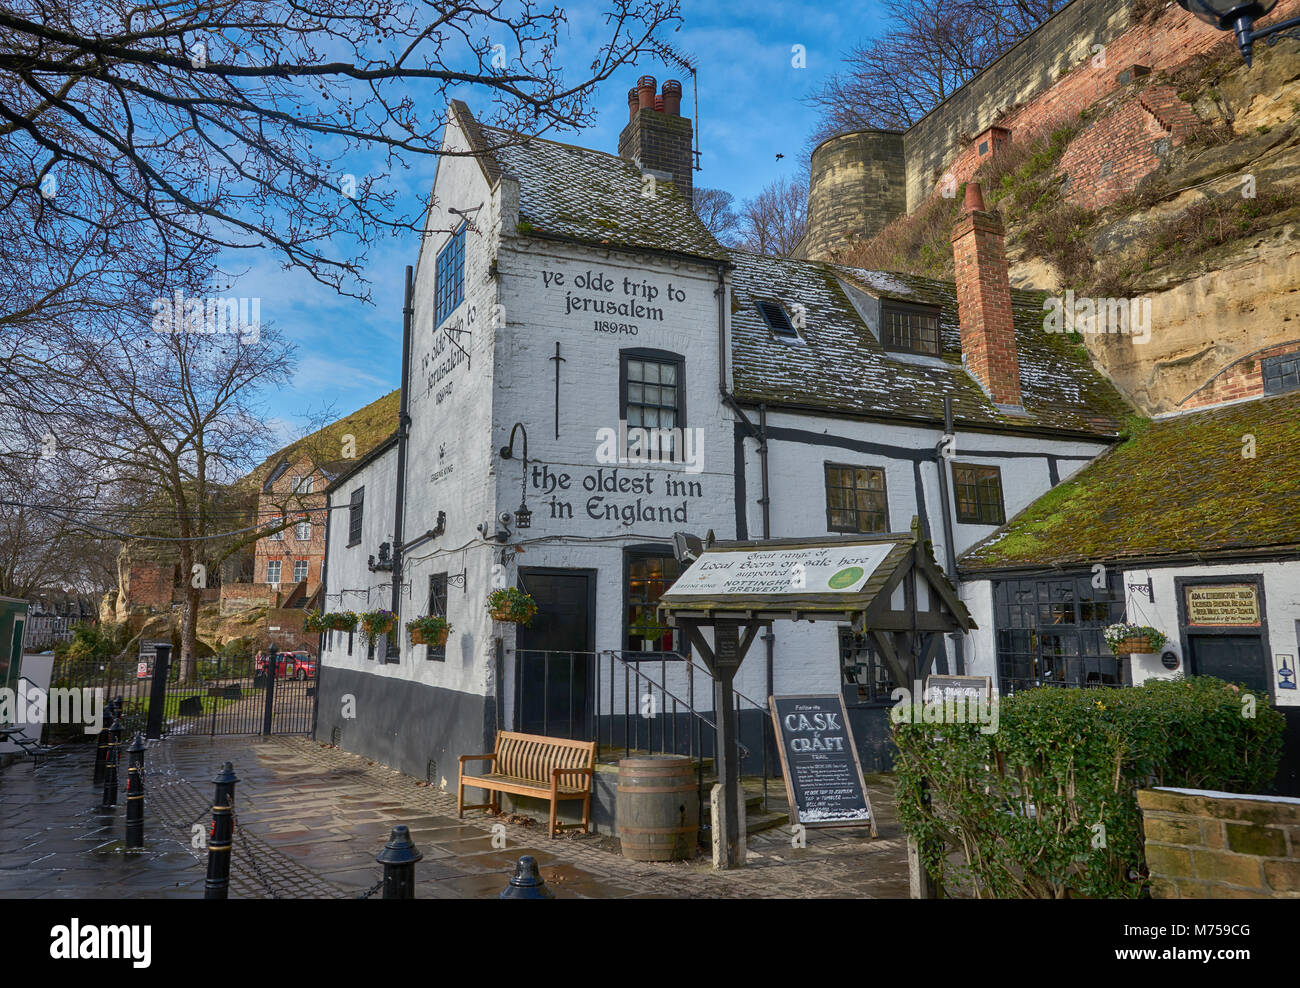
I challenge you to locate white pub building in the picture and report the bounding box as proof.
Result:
[314,78,1244,818]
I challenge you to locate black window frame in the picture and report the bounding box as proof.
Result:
[839,627,896,705]
[1262,351,1300,396]
[951,462,1007,525]
[824,462,889,534]
[993,573,1127,693]
[434,223,466,328]
[426,572,448,662]
[880,300,942,358]
[347,487,364,547]
[623,545,685,654]
[619,348,686,461]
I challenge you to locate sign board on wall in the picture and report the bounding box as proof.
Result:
[924,674,992,702]
[136,640,170,679]
[1185,585,1261,626]
[769,694,876,834]
[670,543,896,598]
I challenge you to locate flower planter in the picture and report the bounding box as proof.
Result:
[410,626,450,647]
[1114,636,1155,654]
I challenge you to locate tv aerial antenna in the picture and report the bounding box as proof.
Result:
[650,41,701,173]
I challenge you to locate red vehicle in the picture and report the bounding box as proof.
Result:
[255,650,316,680]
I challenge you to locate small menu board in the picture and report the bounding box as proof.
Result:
[924,674,992,703]
[769,694,875,834]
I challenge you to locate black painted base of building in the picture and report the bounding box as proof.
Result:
[314,666,497,785]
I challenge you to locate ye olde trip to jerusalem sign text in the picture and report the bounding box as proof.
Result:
[541,267,691,336]
[670,543,896,597]
[770,695,874,830]
[1186,585,1260,626]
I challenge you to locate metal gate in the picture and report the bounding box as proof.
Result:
[50,649,317,738]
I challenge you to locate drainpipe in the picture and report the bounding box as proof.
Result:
[759,403,774,703]
[388,265,415,661]
[935,396,965,675]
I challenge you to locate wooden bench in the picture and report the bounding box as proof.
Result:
[458,731,596,837]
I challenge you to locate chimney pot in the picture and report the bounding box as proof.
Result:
[627,87,639,123]
[662,79,682,116]
[637,75,657,110]
[654,95,664,112]
[964,182,986,213]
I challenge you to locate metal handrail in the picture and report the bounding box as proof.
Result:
[597,650,749,758]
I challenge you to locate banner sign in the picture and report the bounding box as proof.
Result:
[669,543,897,597]
[1185,585,1260,627]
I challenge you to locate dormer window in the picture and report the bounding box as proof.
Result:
[755,299,801,340]
[881,300,941,358]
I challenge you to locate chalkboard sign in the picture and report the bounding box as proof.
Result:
[769,694,875,833]
[923,674,992,703]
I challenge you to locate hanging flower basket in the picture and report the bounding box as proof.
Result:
[326,611,359,633]
[303,610,327,633]
[487,587,538,626]
[407,615,452,647]
[359,609,397,642]
[1103,623,1169,655]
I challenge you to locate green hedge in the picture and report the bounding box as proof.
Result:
[893,676,1285,899]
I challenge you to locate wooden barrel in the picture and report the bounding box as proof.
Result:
[617,755,698,861]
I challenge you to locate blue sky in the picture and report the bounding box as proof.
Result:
[243,0,883,449]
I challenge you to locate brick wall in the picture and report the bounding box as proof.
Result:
[910,0,1300,204]
[618,106,693,199]
[127,562,175,612]
[1057,84,1200,210]
[1180,342,1300,409]
[220,582,276,613]
[1139,787,1300,898]
[252,458,329,595]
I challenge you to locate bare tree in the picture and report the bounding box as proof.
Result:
[0,0,682,306]
[737,176,808,258]
[806,0,1064,141]
[693,186,740,245]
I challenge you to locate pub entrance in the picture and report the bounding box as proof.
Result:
[515,568,595,739]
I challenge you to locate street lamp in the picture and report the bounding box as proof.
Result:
[1177,0,1300,64]
[499,423,532,531]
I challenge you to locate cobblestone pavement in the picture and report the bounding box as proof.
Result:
[1,735,910,899]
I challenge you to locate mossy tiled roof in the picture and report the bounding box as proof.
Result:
[476,124,729,262]
[728,250,1132,436]
[959,391,1300,573]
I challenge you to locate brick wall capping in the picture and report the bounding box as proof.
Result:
[1139,787,1300,824]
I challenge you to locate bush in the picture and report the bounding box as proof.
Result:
[893,676,1285,899]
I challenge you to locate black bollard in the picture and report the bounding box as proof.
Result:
[92,727,110,784]
[376,825,423,899]
[100,715,123,807]
[204,762,239,900]
[125,734,146,848]
[500,855,554,899]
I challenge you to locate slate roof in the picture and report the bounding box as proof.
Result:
[450,103,1129,437]
[728,250,1132,437]
[459,110,727,263]
[959,391,1300,573]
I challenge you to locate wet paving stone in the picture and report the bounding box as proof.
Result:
[1,734,911,899]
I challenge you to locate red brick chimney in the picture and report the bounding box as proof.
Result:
[951,182,1022,406]
[618,77,693,199]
